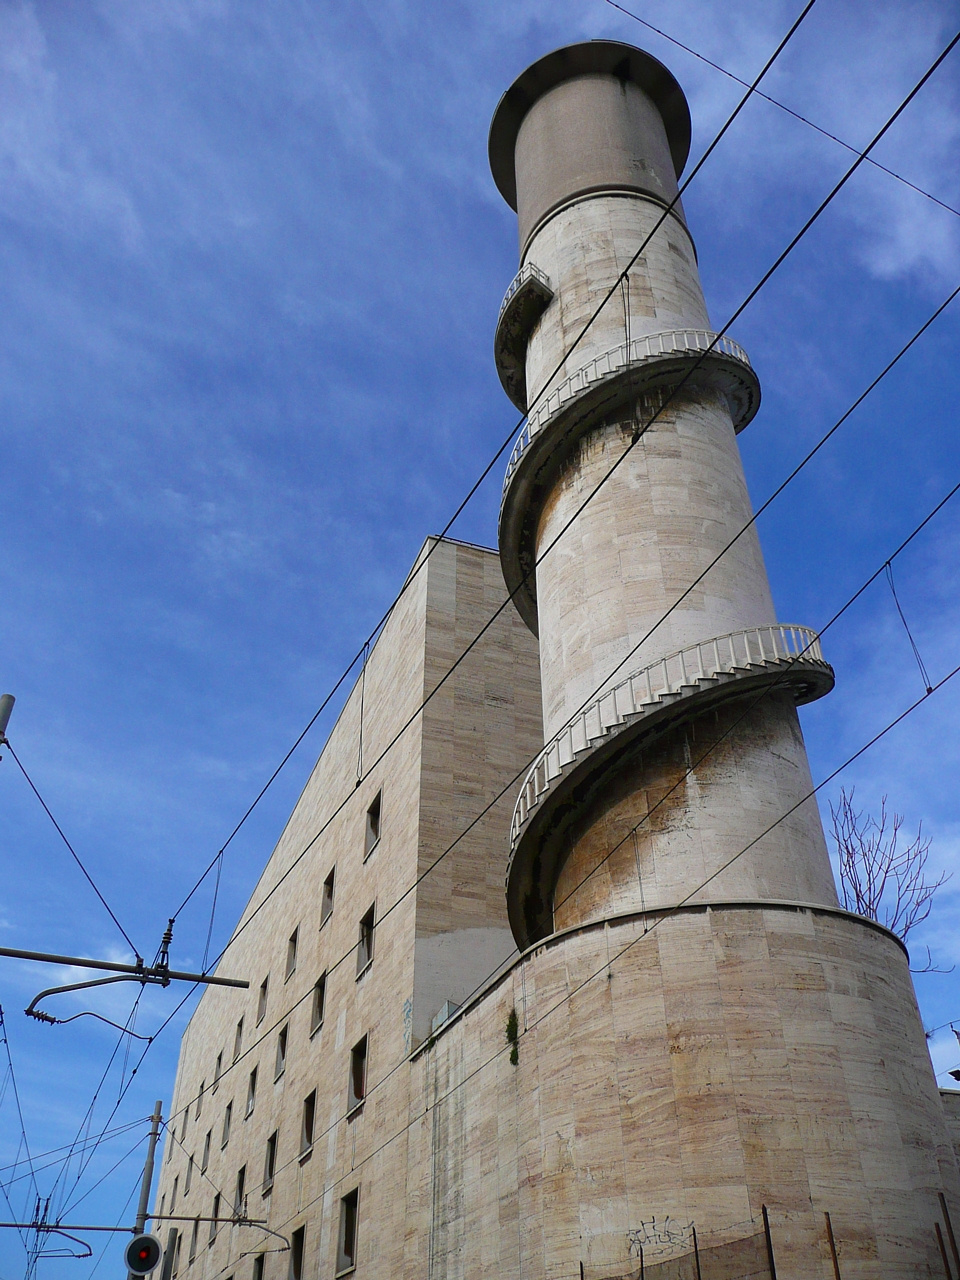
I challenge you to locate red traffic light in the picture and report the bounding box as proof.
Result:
[125,1234,163,1275]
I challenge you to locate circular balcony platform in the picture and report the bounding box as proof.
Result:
[505,625,834,949]
[498,329,761,634]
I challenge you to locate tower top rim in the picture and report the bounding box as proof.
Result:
[488,40,692,211]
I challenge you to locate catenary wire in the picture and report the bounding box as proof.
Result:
[197,24,959,987]
[259,654,960,1237]
[552,476,960,919]
[604,0,960,224]
[4,744,140,959]
[198,469,960,1198]
[158,197,960,1150]
[135,20,960,1203]
[166,0,821,934]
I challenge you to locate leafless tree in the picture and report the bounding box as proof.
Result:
[829,788,950,960]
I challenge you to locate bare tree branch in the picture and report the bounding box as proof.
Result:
[829,788,951,958]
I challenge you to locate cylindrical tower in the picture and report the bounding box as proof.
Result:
[489,41,958,1277]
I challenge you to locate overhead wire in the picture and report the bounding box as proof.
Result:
[199,465,960,1199]
[604,0,960,224]
[261,647,960,1235]
[149,18,960,1199]
[95,14,960,1226]
[197,18,959,988]
[4,744,140,959]
[165,0,822,941]
[168,268,960,1141]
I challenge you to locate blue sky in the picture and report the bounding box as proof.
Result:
[1,1,959,1275]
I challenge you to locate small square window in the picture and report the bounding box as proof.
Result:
[221,1101,233,1149]
[209,1194,221,1246]
[289,1226,305,1280]
[189,1219,199,1263]
[286,928,299,980]
[234,1165,246,1217]
[337,1188,359,1274]
[252,1254,265,1280]
[300,1090,316,1157]
[348,1036,367,1113]
[364,790,381,859]
[233,1017,244,1064]
[321,868,335,927]
[356,905,375,978]
[310,974,326,1036]
[263,1131,278,1193]
[196,1082,205,1119]
[257,977,269,1025]
[201,1130,211,1173]
[245,1067,258,1118]
[212,1051,223,1094]
[275,1025,288,1080]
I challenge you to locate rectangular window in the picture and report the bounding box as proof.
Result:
[196,1083,204,1119]
[348,1036,367,1112]
[184,1156,193,1197]
[159,1194,166,1220]
[180,1104,189,1140]
[252,1255,264,1280]
[300,1090,316,1156]
[235,1165,246,1217]
[321,868,335,927]
[263,1131,278,1192]
[257,977,269,1025]
[337,1189,359,1274]
[246,1067,258,1118]
[171,1176,179,1210]
[275,1026,288,1080]
[356,905,375,977]
[209,1194,221,1246]
[364,790,381,859]
[310,974,326,1035]
[233,1017,244,1064]
[221,1101,232,1149]
[212,1051,223,1094]
[285,928,299,980]
[188,1219,199,1264]
[201,1130,211,1173]
[172,1231,182,1277]
[289,1226,305,1280]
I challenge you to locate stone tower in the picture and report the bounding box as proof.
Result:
[489,40,958,1275]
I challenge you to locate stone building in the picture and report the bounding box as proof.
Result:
[154,42,960,1280]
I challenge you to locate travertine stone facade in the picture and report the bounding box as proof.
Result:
[154,537,542,1280]
[156,39,959,1280]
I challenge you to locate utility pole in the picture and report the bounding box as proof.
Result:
[127,1102,163,1279]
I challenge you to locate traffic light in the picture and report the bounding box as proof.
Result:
[125,1234,163,1275]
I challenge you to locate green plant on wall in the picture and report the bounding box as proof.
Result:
[505,1007,519,1066]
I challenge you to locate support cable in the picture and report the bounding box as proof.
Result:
[885,561,934,693]
[199,35,960,985]
[605,0,960,224]
[158,274,960,1147]
[262,653,960,1233]
[165,0,822,934]
[175,469,960,1199]
[3,744,140,959]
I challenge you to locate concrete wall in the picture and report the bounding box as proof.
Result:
[552,693,839,928]
[533,393,777,739]
[409,905,959,1280]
